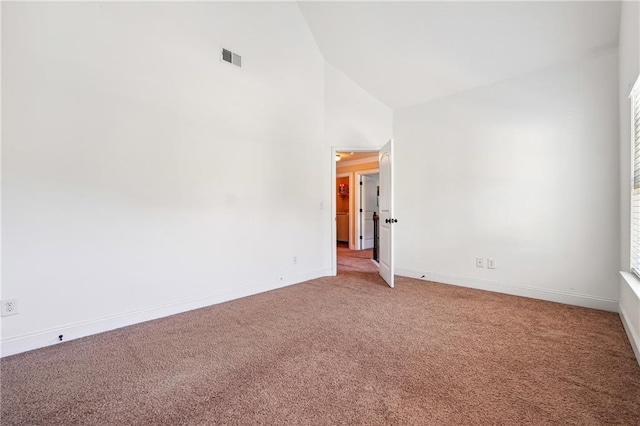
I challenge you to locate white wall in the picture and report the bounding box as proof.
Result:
[618,1,640,362]
[394,49,620,311]
[323,62,392,265]
[1,2,329,355]
[324,62,393,149]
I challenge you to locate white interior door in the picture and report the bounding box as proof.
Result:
[378,140,394,288]
[361,174,379,250]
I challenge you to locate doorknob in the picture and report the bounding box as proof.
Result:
[385,218,398,224]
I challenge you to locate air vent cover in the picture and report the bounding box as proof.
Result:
[221,48,242,68]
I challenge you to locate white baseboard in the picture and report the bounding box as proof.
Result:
[619,304,640,367]
[0,268,332,358]
[396,268,619,312]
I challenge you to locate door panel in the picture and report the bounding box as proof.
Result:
[378,140,394,288]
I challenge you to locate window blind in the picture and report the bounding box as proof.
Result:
[630,77,640,277]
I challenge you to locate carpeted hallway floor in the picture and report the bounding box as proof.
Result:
[1,271,639,425]
[337,246,378,273]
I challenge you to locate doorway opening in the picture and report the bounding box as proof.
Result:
[331,141,395,287]
[334,150,380,275]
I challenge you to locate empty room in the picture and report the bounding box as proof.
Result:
[2,1,640,424]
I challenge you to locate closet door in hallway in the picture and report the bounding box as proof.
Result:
[361,174,379,250]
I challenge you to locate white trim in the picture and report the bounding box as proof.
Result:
[331,148,337,276]
[620,271,640,298]
[396,268,619,312]
[619,304,640,367]
[619,271,640,366]
[0,268,331,358]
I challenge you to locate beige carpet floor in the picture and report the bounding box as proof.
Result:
[337,247,378,273]
[1,271,639,425]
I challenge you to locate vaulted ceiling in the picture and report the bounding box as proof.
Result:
[298,1,622,109]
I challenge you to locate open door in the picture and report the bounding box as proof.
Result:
[378,139,395,288]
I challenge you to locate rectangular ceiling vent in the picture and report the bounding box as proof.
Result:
[221,48,242,68]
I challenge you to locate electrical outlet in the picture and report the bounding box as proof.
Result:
[293,256,298,265]
[476,257,484,268]
[487,258,496,269]
[1,299,19,317]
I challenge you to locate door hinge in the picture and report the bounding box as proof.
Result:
[360,209,363,212]
[360,181,363,185]
[359,236,362,239]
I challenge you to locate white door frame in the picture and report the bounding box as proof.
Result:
[355,169,379,250]
[331,146,382,276]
